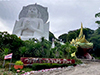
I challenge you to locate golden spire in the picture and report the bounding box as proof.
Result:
[79,23,83,38]
[79,35,89,43]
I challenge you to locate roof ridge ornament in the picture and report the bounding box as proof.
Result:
[78,22,83,38]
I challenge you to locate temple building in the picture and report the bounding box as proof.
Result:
[70,23,93,59]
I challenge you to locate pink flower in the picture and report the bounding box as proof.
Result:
[17,70,20,73]
[22,71,25,72]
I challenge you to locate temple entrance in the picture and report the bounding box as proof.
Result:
[76,47,84,58]
[76,47,93,59]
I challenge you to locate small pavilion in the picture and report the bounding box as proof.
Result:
[70,23,93,59]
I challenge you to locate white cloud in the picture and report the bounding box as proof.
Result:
[0,21,5,30]
[0,18,8,31]
[0,0,100,38]
[0,18,13,34]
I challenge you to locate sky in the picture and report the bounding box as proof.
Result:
[0,0,100,38]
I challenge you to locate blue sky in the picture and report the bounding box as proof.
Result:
[0,0,100,38]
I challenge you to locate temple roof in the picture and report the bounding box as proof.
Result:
[70,23,93,48]
[79,35,89,43]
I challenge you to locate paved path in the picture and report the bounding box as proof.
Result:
[31,60,100,75]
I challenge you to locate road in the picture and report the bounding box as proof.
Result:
[31,60,100,75]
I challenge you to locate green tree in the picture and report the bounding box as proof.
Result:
[83,28,94,39]
[67,32,77,42]
[0,48,10,60]
[58,34,67,43]
[49,31,56,41]
[95,12,100,25]
[19,46,27,57]
[0,31,24,59]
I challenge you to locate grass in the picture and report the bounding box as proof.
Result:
[0,68,15,75]
[0,67,33,75]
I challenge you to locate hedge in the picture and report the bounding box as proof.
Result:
[32,63,73,70]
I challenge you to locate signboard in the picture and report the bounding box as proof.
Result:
[21,57,75,64]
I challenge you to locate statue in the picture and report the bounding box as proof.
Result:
[13,4,49,40]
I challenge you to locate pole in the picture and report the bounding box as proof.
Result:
[2,60,5,68]
[9,58,12,72]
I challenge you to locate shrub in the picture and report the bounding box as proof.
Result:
[75,58,82,64]
[32,63,50,70]
[15,61,23,65]
[5,62,9,68]
[10,67,16,73]
[32,63,69,70]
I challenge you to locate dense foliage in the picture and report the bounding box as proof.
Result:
[58,28,94,42]
[0,32,77,61]
[0,31,24,60]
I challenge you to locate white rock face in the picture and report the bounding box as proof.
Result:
[13,4,49,40]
